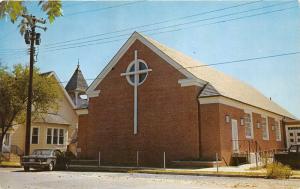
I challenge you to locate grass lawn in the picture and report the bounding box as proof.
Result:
[0,161,21,167]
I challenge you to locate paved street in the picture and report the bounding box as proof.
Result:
[0,168,300,189]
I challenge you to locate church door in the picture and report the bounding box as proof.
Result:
[231,119,239,153]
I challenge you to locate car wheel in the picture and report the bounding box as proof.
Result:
[48,162,54,171]
[24,166,30,172]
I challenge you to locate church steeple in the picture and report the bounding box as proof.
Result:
[77,58,80,69]
[65,59,88,107]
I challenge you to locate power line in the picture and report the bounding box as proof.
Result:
[0,27,20,45]
[42,1,294,50]
[0,2,297,55]
[0,46,28,53]
[61,2,84,9]
[180,51,300,69]
[156,5,298,37]
[0,1,146,52]
[1,4,297,56]
[55,50,300,84]
[41,36,126,53]
[44,0,262,47]
[39,5,298,54]
[0,1,294,53]
[64,0,146,17]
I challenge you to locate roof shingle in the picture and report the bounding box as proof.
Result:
[65,65,88,92]
[141,33,295,119]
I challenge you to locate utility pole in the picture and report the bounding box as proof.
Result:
[23,14,46,156]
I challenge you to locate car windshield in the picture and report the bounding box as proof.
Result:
[32,149,53,156]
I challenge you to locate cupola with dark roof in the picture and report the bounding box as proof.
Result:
[65,60,88,108]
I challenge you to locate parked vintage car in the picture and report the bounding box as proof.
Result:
[274,145,300,169]
[21,149,70,172]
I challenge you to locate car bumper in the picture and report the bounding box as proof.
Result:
[21,162,48,167]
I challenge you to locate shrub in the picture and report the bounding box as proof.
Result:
[260,154,269,168]
[266,162,292,179]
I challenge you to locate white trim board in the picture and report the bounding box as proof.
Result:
[178,78,205,87]
[86,32,201,97]
[76,108,88,115]
[199,96,284,120]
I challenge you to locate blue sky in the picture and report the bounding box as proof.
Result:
[0,0,299,118]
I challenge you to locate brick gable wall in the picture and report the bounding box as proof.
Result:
[77,39,286,166]
[78,40,201,166]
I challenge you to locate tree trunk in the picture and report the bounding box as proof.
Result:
[0,133,3,153]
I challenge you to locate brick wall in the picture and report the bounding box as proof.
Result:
[218,103,245,165]
[77,38,286,167]
[77,114,89,157]
[78,39,201,166]
[199,103,221,160]
[200,102,285,165]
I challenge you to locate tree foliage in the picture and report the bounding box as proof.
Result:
[39,0,62,24]
[0,64,60,152]
[0,1,26,23]
[0,0,62,34]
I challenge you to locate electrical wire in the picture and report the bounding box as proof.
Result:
[38,5,298,54]
[42,1,294,50]
[53,50,300,84]
[0,1,295,54]
[44,0,263,47]
[64,0,146,17]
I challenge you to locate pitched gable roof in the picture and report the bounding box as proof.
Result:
[42,71,76,109]
[87,32,295,119]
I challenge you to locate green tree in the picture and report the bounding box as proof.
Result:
[0,64,60,152]
[0,0,62,34]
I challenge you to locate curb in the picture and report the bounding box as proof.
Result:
[68,166,265,178]
[68,166,300,179]
[131,170,267,179]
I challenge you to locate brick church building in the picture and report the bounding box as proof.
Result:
[77,32,296,166]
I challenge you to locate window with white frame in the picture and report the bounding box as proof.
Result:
[46,128,65,145]
[244,112,253,139]
[31,127,39,144]
[47,128,52,144]
[261,116,269,140]
[275,120,281,141]
[59,129,64,145]
[53,129,58,144]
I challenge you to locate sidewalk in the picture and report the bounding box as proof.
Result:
[69,164,300,179]
[2,161,299,179]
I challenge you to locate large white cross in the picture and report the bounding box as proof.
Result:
[120,50,152,135]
